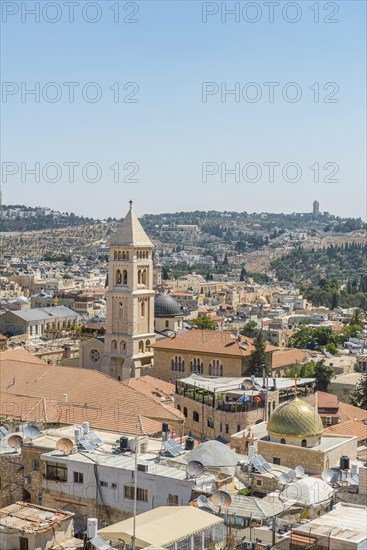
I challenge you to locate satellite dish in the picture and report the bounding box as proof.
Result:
[322,468,341,484]
[279,473,290,485]
[295,465,305,478]
[186,460,205,478]
[56,438,74,454]
[7,435,23,449]
[288,469,297,480]
[211,490,232,507]
[197,495,209,508]
[22,424,41,441]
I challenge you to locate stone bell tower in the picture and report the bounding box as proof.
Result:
[101,202,155,380]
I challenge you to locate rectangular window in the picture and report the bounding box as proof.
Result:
[124,485,148,502]
[46,463,67,482]
[326,416,332,426]
[256,480,262,486]
[168,494,179,506]
[33,459,40,471]
[73,471,84,484]
[111,483,118,489]
[100,481,108,487]
[273,457,281,465]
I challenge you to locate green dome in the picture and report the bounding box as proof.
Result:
[267,397,323,438]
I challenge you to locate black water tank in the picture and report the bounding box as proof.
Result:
[185,437,194,451]
[162,422,169,433]
[340,456,350,470]
[119,436,129,451]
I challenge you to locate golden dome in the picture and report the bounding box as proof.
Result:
[267,397,323,438]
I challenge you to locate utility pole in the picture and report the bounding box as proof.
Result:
[132,426,138,550]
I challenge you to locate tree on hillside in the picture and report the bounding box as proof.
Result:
[240,266,247,281]
[189,315,216,330]
[248,331,268,376]
[162,267,169,280]
[348,308,365,327]
[284,361,316,378]
[350,371,367,410]
[240,320,257,338]
[314,360,335,392]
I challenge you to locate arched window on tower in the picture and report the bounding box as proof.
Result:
[111,340,117,352]
[116,270,122,285]
[138,270,142,284]
[119,302,124,319]
[118,251,121,260]
[122,270,127,285]
[126,251,129,260]
[122,251,126,260]
[142,269,147,285]
[120,340,126,353]
[114,251,117,260]
[138,340,144,353]
[141,301,145,317]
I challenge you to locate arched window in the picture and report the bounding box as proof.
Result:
[120,340,126,353]
[273,401,276,411]
[116,270,122,285]
[114,251,117,260]
[190,357,204,374]
[119,302,124,319]
[183,407,188,418]
[141,301,145,317]
[126,251,129,260]
[118,251,121,260]
[111,340,117,352]
[207,417,214,428]
[138,340,144,353]
[122,270,127,285]
[225,424,229,434]
[171,356,184,372]
[209,359,223,376]
[142,269,147,285]
[301,439,307,448]
[177,404,181,411]
[122,251,126,260]
[280,438,286,444]
[138,270,142,284]
[145,339,151,350]
[193,411,200,422]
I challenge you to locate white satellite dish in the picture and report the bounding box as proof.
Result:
[22,424,41,442]
[295,465,305,478]
[197,495,209,508]
[186,460,205,478]
[322,468,341,484]
[279,473,290,485]
[288,469,297,480]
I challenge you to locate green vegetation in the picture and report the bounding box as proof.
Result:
[189,315,216,330]
[240,320,258,338]
[350,371,367,410]
[285,359,335,392]
[248,331,269,376]
[291,324,363,353]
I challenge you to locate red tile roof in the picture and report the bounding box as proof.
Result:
[324,420,367,442]
[0,350,182,435]
[272,349,307,368]
[151,330,277,357]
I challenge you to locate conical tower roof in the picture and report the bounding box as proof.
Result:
[110,202,153,247]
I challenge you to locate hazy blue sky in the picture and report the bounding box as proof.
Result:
[1,0,366,219]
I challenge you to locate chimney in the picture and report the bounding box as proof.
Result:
[63,394,68,403]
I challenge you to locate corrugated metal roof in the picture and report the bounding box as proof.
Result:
[0,502,73,534]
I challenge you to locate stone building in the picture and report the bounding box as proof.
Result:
[154,294,184,334]
[0,306,79,340]
[150,329,276,383]
[257,396,358,475]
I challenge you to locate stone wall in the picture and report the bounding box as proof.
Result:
[257,440,326,474]
[0,453,23,507]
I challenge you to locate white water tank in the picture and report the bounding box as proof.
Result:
[87,518,98,539]
[83,421,89,434]
[74,427,82,443]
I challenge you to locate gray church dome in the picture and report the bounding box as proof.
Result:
[154,294,182,317]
